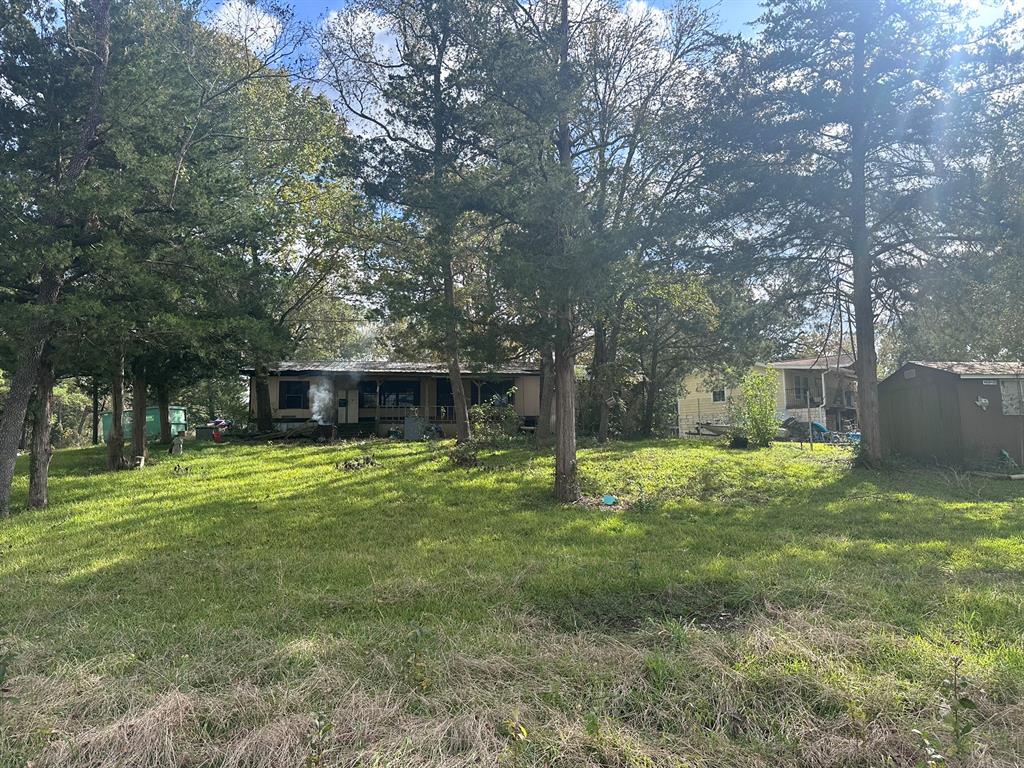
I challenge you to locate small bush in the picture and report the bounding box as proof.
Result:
[728,369,781,448]
[469,390,520,445]
[448,440,481,467]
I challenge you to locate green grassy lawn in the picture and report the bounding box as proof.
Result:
[2,439,1023,767]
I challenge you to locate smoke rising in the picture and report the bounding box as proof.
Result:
[310,378,333,425]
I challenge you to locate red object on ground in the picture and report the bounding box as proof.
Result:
[212,430,222,443]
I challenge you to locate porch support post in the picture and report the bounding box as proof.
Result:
[330,376,338,425]
[821,371,827,427]
[375,379,381,431]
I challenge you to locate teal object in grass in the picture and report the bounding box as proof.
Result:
[602,494,618,506]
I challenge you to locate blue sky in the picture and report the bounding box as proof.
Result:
[235,0,765,35]
[704,0,764,34]
[209,0,1007,43]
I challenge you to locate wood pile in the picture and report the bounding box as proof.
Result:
[232,424,319,442]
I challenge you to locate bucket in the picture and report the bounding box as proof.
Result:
[212,430,222,444]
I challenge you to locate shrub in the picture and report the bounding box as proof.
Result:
[468,389,520,444]
[447,391,522,468]
[448,440,481,467]
[728,369,780,448]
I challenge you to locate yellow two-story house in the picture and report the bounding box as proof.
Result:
[677,355,858,436]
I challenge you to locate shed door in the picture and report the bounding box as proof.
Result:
[881,379,962,464]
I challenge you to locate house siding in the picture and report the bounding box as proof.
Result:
[677,373,731,435]
[514,375,540,419]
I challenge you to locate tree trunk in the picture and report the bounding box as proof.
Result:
[92,377,101,445]
[157,385,172,443]
[554,307,579,502]
[28,355,55,509]
[107,351,126,471]
[206,382,216,423]
[850,28,882,466]
[62,0,111,186]
[597,386,613,441]
[0,274,62,516]
[131,375,148,464]
[552,0,578,502]
[75,401,89,439]
[597,303,624,443]
[537,345,556,445]
[255,368,273,432]
[591,319,607,439]
[426,15,471,446]
[443,256,472,443]
[639,328,660,437]
[640,380,659,437]
[447,362,472,443]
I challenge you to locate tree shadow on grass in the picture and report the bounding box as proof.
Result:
[5,440,1024,662]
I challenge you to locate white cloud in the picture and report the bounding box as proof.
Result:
[320,9,402,137]
[330,8,400,66]
[211,0,283,54]
[624,0,669,39]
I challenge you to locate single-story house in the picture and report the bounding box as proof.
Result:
[879,361,1024,467]
[243,361,542,436]
[677,354,858,436]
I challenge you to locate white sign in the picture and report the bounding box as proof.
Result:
[1000,380,1024,416]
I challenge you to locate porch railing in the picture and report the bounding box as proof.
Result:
[784,391,856,410]
[363,405,457,424]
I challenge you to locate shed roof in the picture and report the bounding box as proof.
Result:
[907,361,1024,378]
[242,360,541,377]
[767,353,856,371]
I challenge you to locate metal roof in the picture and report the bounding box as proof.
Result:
[907,361,1024,378]
[767,354,857,371]
[242,360,541,377]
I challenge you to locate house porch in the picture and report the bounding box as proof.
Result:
[259,371,541,436]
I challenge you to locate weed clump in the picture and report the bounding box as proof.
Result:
[336,455,376,472]
[448,441,481,468]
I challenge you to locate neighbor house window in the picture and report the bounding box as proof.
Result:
[794,375,810,403]
[845,390,854,408]
[358,382,377,408]
[279,380,309,410]
[712,389,726,403]
[475,380,515,406]
[379,380,420,407]
[358,380,421,408]
[436,378,455,408]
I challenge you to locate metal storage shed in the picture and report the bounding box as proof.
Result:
[102,406,186,442]
[879,362,1024,467]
